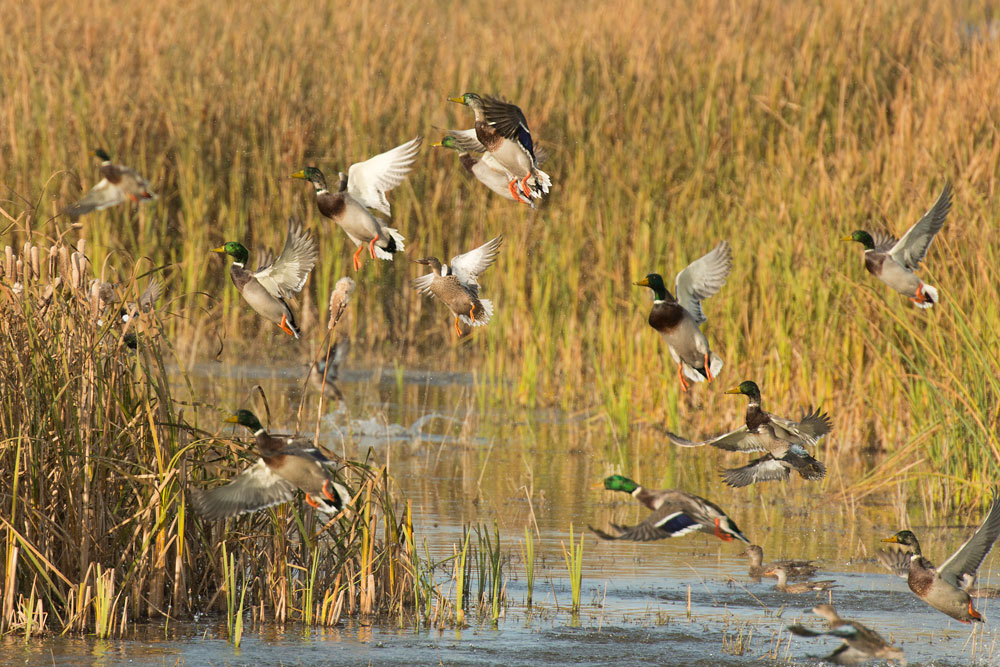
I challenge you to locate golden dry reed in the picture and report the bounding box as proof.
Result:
[1,0,1000,628]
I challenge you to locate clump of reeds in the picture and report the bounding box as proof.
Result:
[561,524,584,613]
[0,236,428,636]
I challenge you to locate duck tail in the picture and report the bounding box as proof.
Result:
[373,227,405,259]
[459,299,493,327]
[530,168,551,196]
[315,481,353,520]
[916,283,938,308]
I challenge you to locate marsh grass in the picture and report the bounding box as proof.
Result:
[2,0,998,505]
[561,524,584,613]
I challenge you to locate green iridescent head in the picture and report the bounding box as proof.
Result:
[224,409,263,432]
[725,380,761,402]
[448,92,483,108]
[291,166,328,190]
[842,230,875,250]
[634,273,670,301]
[93,148,111,161]
[212,241,249,265]
[433,136,460,151]
[602,475,639,493]
[882,530,921,552]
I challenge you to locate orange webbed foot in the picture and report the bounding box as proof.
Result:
[278,313,296,337]
[368,234,379,259]
[453,316,463,337]
[520,174,534,198]
[305,494,321,509]
[704,353,714,382]
[677,364,690,392]
[352,244,364,271]
[322,480,338,502]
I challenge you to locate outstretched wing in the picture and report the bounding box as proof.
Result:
[938,490,1000,590]
[65,179,125,217]
[412,272,436,295]
[768,407,832,446]
[189,460,296,520]
[451,235,503,288]
[721,455,791,487]
[664,426,765,453]
[889,182,952,270]
[254,219,318,299]
[347,136,422,216]
[482,96,536,159]
[674,241,732,324]
[877,548,912,579]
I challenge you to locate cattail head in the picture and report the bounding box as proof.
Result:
[327,276,356,330]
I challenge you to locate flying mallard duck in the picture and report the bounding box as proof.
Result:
[291,137,420,271]
[65,148,157,218]
[880,491,1000,623]
[842,182,951,308]
[787,604,905,665]
[635,241,732,392]
[432,135,526,205]
[589,475,750,544]
[447,94,551,204]
[190,410,351,521]
[765,566,838,594]
[744,545,819,580]
[665,381,830,487]
[212,218,318,338]
[413,235,503,337]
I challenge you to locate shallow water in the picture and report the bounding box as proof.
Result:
[5,363,999,665]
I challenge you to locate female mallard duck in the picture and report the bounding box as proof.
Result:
[635,241,732,392]
[665,381,830,487]
[447,94,551,204]
[880,492,1000,623]
[744,544,819,580]
[842,182,951,308]
[291,137,420,271]
[413,235,503,337]
[308,336,349,400]
[190,410,351,520]
[765,567,837,594]
[589,475,750,544]
[432,135,525,205]
[212,218,318,338]
[787,604,905,665]
[65,148,157,218]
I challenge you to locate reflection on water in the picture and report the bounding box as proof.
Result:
[3,364,998,665]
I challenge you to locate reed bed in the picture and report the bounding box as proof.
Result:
[0,240,444,635]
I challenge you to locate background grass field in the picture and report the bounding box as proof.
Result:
[3,0,999,499]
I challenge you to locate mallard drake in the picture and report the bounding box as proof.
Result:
[744,544,819,580]
[880,491,1000,623]
[413,235,503,337]
[190,410,351,521]
[666,381,830,487]
[432,135,525,205]
[291,137,420,271]
[766,567,837,594]
[787,604,905,665]
[308,335,349,400]
[65,148,157,218]
[634,241,732,392]
[447,94,551,204]
[842,182,951,308]
[589,475,750,543]
[212,218,318,338]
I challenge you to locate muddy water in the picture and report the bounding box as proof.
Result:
[3,364,998,665]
